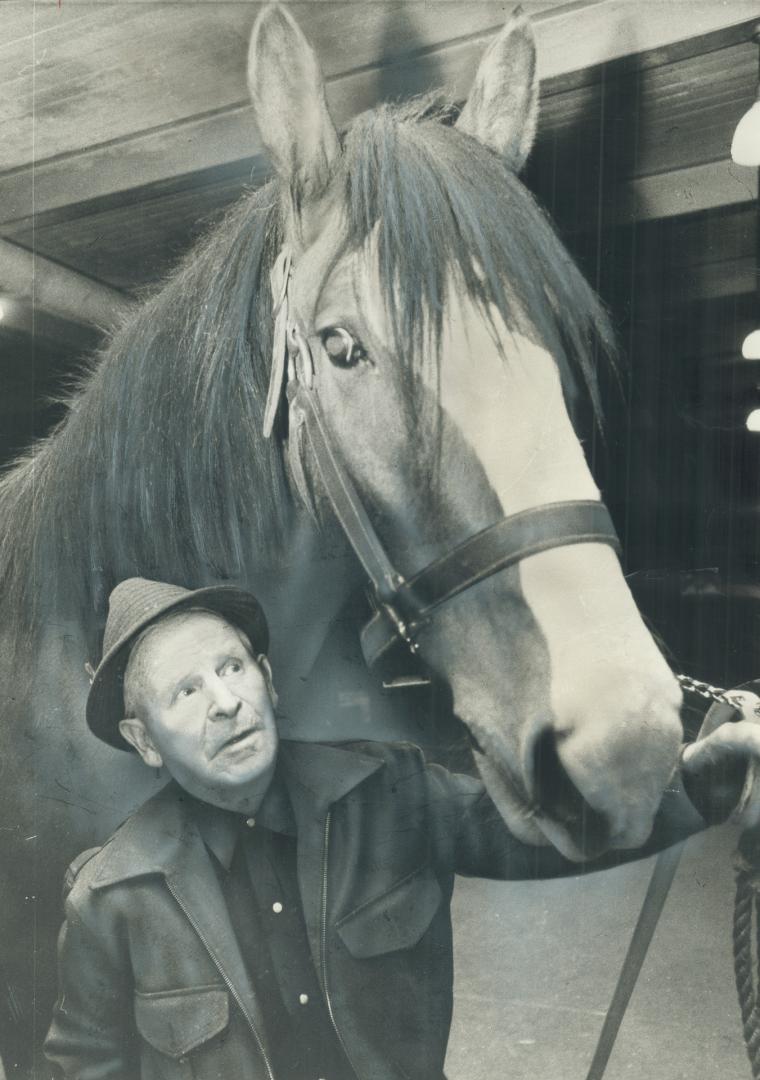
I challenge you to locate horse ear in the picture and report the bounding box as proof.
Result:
[455,6,538,172]
[248,4,340,205]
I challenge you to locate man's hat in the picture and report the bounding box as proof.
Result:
[87,577,269,751]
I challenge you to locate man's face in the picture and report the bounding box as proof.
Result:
[123,612,278,809]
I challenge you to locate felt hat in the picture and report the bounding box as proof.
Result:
[86,577,269,750]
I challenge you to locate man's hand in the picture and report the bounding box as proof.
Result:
[681,691,760,830]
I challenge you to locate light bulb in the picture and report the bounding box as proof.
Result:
[742,330,760,359]
[747,409,760,432]
[732,100,760,165]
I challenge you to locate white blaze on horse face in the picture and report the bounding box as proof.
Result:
[433,291,683,857]
[438,293,598,512]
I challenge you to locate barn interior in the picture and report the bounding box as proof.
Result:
[2,2,760,1078]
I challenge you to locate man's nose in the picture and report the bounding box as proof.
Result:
[207,679,242,719]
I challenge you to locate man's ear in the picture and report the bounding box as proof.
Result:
[119,717,163,768]
[257,654,279,709]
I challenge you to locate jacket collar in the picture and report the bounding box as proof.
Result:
[89,741,382,890]
[186,766,296,872]
[278,740,383,815]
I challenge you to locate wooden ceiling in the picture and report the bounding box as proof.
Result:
[1,0,759,304]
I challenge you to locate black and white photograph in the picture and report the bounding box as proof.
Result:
[2,2,760,1078]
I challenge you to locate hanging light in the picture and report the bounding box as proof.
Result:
[742,329,760,358]
[746,408,760,431]
[732,101,760,165]
[731,26,760,166]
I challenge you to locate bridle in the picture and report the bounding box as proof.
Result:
[262,247,622,668]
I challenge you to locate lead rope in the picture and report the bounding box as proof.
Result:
[734,831,760,1078]
[676,673,752,711]
[587,675,760,1080]
[679,674,760,1079]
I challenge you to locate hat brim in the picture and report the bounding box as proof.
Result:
[86,586,269,751]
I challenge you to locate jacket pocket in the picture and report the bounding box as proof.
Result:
[336,864,443,959]
[134,985,230,1059]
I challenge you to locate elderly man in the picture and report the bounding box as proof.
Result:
[44,577,760,1080]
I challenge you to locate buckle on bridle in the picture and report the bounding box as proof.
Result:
[378,600,423,655]
[287,323,314,388]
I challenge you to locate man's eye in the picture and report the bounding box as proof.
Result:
[320,327,367,369]
[222,660,243,676]
[178,687,195,699]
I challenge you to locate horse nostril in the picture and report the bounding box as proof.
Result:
[531,728,610,857]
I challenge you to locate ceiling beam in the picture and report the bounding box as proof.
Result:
[1,1,758,226]
[0,238,130,330]
[615,160,759,225]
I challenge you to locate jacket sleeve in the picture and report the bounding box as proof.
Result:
[44,886,138,1080]
[422,757,708,880]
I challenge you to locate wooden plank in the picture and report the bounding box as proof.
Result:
[620,160,759,225]
[668,205,758,270]
[2,174,252,290]
[538,156,759,238]
[0,238,129,327]
[627,253,756,305]
[673,254,757,301]
[538,40,758,180]
[3,157,756,296]
[5,162,756,295]
[0,309,100,360]
[1,0,757,224]
[0,1,561,171]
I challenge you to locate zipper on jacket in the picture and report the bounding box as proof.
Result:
[166,880,275,1080]
[320,811,363,1079]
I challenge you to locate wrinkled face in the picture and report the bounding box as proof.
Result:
[122,613,278,811]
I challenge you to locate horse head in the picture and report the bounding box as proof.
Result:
[248,4,683,861]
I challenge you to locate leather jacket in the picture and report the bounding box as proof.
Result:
[44,740,705,1080]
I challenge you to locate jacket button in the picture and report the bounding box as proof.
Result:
[245,817,256,828]
[299,993,309,1005]
[272,901,283,913]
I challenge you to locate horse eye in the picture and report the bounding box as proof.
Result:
[320,327,366,368]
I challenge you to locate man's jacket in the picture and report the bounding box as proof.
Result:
[44,740,705,1080]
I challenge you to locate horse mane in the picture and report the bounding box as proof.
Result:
[339,95,615,422]
[0,94,615,660]
[0,186,290,658]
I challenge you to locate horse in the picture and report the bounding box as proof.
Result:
[0,5,683,1074]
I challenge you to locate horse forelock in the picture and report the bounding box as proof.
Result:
[338,94,616,429]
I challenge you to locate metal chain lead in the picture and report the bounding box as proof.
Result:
[677,673,750,711]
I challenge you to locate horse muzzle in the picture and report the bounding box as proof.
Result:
[469,672,684,862]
